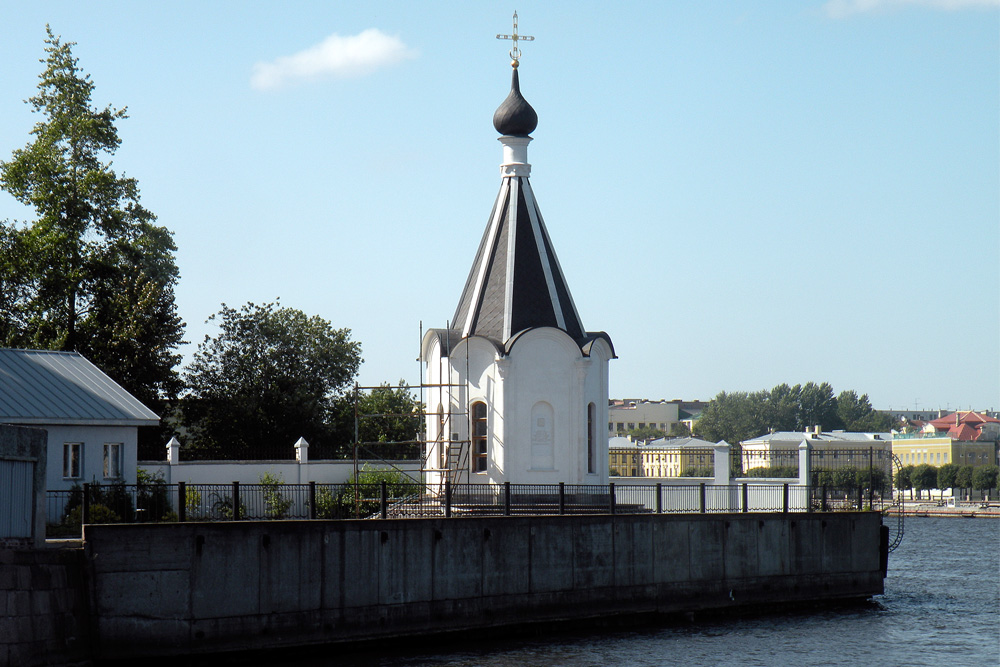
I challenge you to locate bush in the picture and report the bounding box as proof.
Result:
[259,472,293,519]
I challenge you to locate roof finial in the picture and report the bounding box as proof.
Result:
[496,10,534,67]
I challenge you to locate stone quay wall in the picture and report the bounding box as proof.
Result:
[0,547,91,667]
[80,512,885,662]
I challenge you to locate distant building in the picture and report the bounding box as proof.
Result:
[741,428,892,472]
[608,399,708,437]
[0,349,159,491]
[891,411,999,469]
[608,435,716,477]
[609,436,639,477]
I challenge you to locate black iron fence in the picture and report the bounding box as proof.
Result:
[45,478,894,535]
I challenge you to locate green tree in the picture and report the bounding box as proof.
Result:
[0,27,184,407]
[626,425,667,442]
[836,391,894,432]
[911,464,937,500]
[693,390,769,446]
[955,465,974,499]
[668,422,691,437]
[797,382,842,432]
[972,465,999,498]
[181,301,362,458]
[937,463,958,499]
[333,381,424,459]
[894,465,912,496]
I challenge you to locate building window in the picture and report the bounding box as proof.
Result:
[104,443,123,479]
[588,403,596,474]
[472,401,488,473]
[63,443,82,479]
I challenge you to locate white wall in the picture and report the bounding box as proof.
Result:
[44,424,139,491]
[139,460,422,486]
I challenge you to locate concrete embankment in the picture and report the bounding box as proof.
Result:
[0,546,91,666]
[72,512,884,663]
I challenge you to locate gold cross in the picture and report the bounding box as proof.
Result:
[496,11,534,63]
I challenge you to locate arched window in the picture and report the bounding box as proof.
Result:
[472,401,488,473]
[587,402,596,474]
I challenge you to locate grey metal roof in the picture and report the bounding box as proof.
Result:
[742,431,891,445]
[0,349,159,426]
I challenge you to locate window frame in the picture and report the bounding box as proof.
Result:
[104,442,123,480]
[587,402,596,474]
[63,442,82,479]
[471,401,488,473]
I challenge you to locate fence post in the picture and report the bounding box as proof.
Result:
[857,485,864,510]
[741,483,748,513]
[699,483,706,514]
[82,483,91,527]
[232,481,240,521]
[380,481,388,519]
[821,485,828,512]
[656,483,662,514]
[558,482,565,515]
[309,481,316,520]
[178,481,186,522]
[503,481,511,516]
[444,480,452,518]
[782,483,789,514]
[609,483,616,515]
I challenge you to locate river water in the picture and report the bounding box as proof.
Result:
[273,517,998,667]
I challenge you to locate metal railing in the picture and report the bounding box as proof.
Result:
[46,479,892,534]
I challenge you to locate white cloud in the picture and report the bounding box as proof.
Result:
[251,29,416,90]
[824,0,999,18]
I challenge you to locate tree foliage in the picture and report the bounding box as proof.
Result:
[0,27,183,407]
[972,465,999,493]
[332,381,424,459]
[693,382,891,444]
[181,301,362,457]
[627,425,667,442]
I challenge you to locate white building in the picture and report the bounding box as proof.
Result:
[0,348,159,491]
[421,58,614,488]
[740,428,892,472]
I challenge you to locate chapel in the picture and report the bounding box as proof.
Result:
[421,37,614,487]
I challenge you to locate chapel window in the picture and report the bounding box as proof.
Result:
[472,401,488,473]
[588,403,597,474]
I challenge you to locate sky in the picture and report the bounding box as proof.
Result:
[1,1,997,412]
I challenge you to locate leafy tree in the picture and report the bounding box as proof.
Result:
[695,383,892,451]
[668,422,691,437]
[894,465,912,496]
[627,425,667,442]
[972,465,999,497]
[181,301,362,458]
[911,464,937,499]
[332,381,424,459]
[693,390,769,446]
[955,465,974,500]
[0,27,184,408]
[937,464,958,494]
[836,391,893,432]
[797,382,842,432]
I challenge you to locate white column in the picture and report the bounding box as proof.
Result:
[798,440,811,487]
[714,441,731,486]
[165,437,180,484]
[295,437,309,484]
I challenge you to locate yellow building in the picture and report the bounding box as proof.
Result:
[891,436,997,468]
[608,438,640,477]
[609,436,715,478]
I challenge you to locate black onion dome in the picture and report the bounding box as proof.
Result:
[492,68,537,136]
